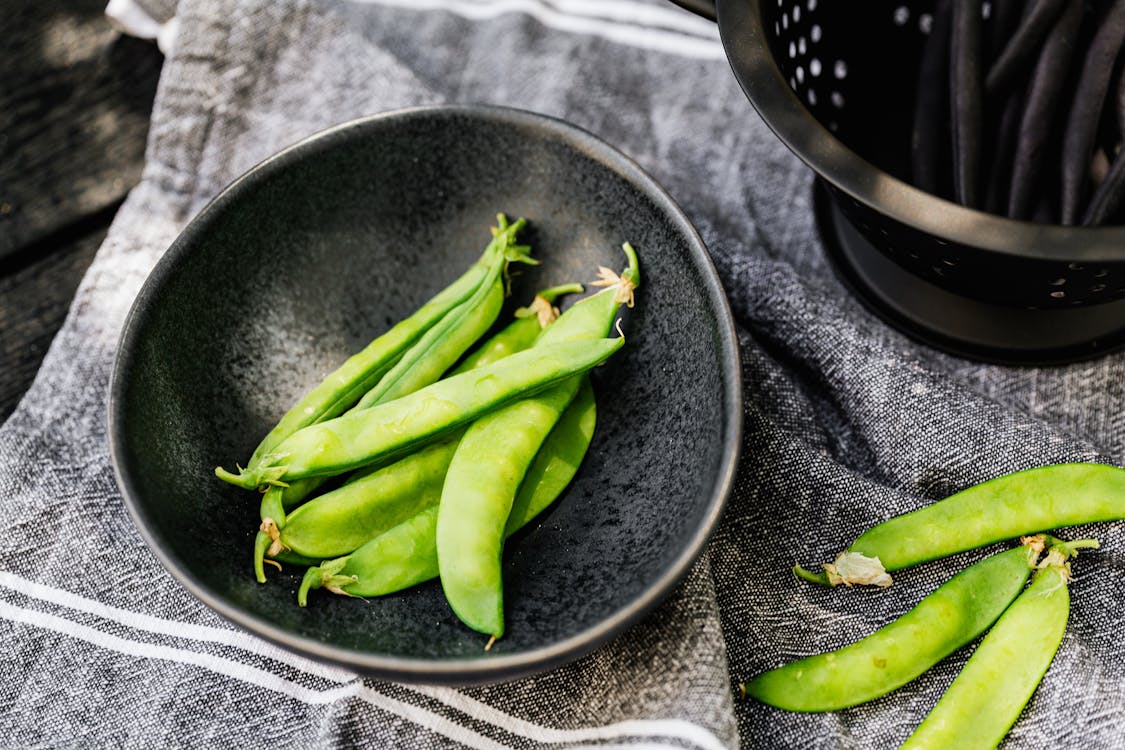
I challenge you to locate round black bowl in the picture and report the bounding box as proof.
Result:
[683,0,1125,363]
[108,105,741,685]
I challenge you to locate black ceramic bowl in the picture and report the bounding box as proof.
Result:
[678,0,1125,363]
[108,105,740,685]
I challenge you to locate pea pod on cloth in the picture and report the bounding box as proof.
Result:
[900,540,1088,750]
[215,214,530,491]
[298,365,597,606]
[255,283,583,581]
[436,244,639,641]
[797,462,1125,587]
[740,544,1036,713]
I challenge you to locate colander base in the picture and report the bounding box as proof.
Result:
[815,180,1125,365]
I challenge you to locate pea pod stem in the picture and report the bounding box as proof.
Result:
[798,463,1125,587]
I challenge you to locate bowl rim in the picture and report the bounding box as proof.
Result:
[715,0,1125,262]
[107,103,742,684]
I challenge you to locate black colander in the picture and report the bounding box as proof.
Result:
[676,0,1125,364]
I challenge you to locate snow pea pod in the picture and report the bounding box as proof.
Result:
[449,283,583,374]
[276,280,577,515]
[254,283,583,580]
[297,376,596,605]
[216,215,528,490]
[741,545,1035,712]
[255,337,623,486]
[798,462,1125,587]
[250,275,504,579]
[277,438,458,560]
[436,245,638,639]
[437,382,580,638]
[900,543,1080,750]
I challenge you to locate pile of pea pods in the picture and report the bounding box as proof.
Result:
[215,215,639,644]
[741,462,1125,749]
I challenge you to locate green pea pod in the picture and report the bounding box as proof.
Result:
[277,280,578,516]
[504,376,597,532]
[437,381,580,638]
[436,244,639,639]
[258,337,622,486]
[297,376,596,605]
[450,283,584,374]
[217,215,530,490]
[250,281,504,579]
[900,550,1075,749]
[741,545,1035,712]
[260,279,504,510]
[253,282,583,582]
[264,277,505,510]
[798,462,1125,587]
[277,438,459,560]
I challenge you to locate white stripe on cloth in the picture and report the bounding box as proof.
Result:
[416,684,732,750]
[0,599,507,750]
[345,0,726,60]
[1,571,728,749]
[0,569,356,683]
[524,0,718,36]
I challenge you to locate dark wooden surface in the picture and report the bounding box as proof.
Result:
[0,0,163,420]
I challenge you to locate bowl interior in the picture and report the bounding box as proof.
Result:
[110,106,739,683]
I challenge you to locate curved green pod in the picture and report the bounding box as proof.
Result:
[900,555,1072,749]
[799,462,1125,586]
[741,546,1035,712]
[436,380,581,637]
[435,244,638,639]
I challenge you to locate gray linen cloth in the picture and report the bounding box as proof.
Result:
[3,0,1124,747]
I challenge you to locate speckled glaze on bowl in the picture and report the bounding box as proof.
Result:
[108,105,741,685]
